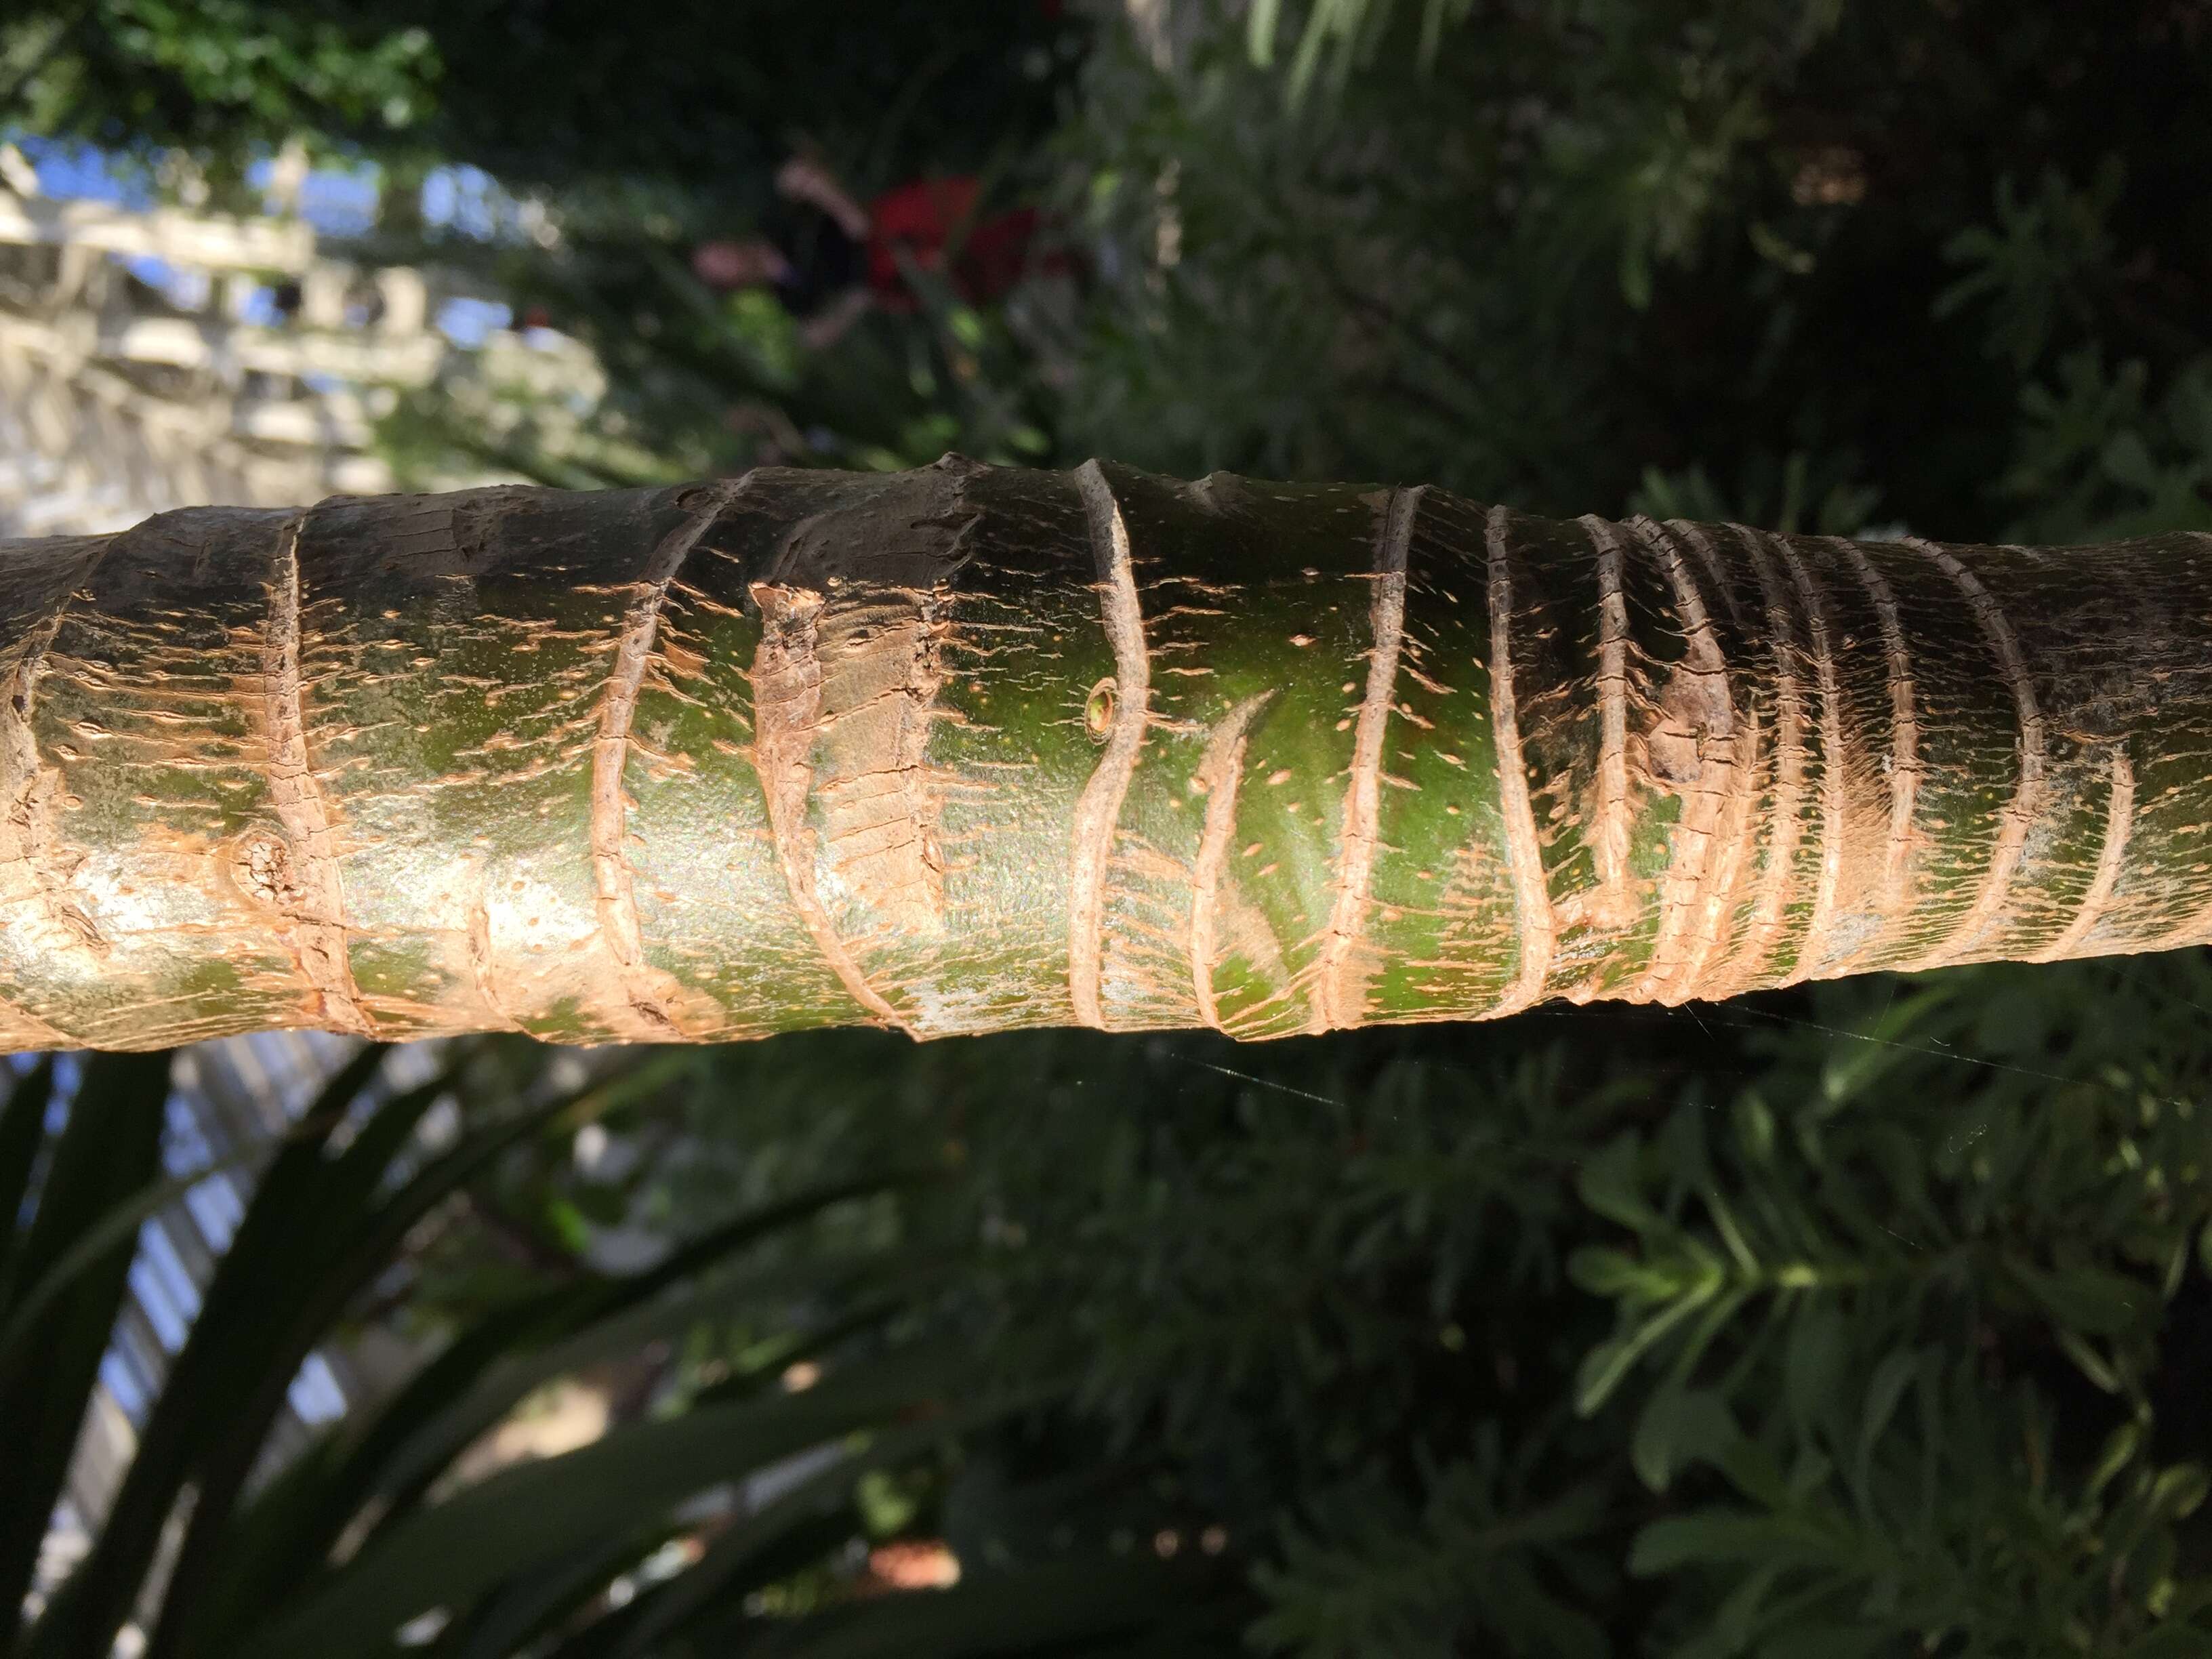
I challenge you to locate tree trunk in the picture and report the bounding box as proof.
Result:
[2,457,2205,1050]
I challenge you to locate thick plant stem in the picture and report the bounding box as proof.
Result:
[1,458,2208,1050]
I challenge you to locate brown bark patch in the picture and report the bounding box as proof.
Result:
[2,621,108,961]
[589,490,736,1037]
[1626,520,1748,1004]
[808,590,953,939]
[229,830,304,909]
[1312,485,1418,1032]
[1486,506,1555,1014]
[1644,659,1733,785]
[262,515,371,1035]
[1067,462,1153,1029]
[748,581,912,1031]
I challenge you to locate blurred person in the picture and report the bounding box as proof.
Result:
[692,154,1049,349]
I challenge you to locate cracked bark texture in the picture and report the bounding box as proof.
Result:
[3,457,2209,1050]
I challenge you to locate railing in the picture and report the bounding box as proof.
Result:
[0,155,579,538]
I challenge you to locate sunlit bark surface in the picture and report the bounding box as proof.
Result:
[2,457,2205,1050]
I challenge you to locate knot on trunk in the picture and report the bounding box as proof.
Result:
[1641,658,1736,788]
[230,830,304,909]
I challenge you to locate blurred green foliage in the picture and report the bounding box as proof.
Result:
[1062,0,2212,545]
[12,0,2212,1652]
[643,953,2212,1656]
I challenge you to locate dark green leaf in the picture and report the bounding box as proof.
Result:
[237,1345,977,1659]
[1783,1303,1845,1433]
[1,1051,171,1654]
[159,1056,687,1658]
[1711,1560,1786,1656]
[0,1140,261,1374]
[1754,1625,1889,1659]
[195,1289,580,1651]
[29,1044,394,1659]
[1631,1389,1738,1494]
[367,1246,918,1519]
[751,1556,1217,1658]
[2123,1623,2212,1659]
[2008,1260,2154,1338]
[1574,1287,1713,1415]
[617,1397,1042,1656]
[353,1172,926,1538]
[1850,1351,1921,1505]
[1629,1510,1828,1577]
[0,1056,56,1303]
[1576,1136,1657,1232]
[441,1530,667,1659]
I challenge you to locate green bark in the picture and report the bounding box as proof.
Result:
[1,457,2205,1050]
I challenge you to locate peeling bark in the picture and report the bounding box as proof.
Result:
[2034,747,2133,964]
[1582,515,1636,935]
[1066,459,1150,1031]
[1900,536,2046,972]
[590,484,739,1036]
[1,544,109,972]
[1483,506,1557,1016]
[1771,531,1846,985]
[4,459,2211,1050]
[258,514,372,1036]
[1734,527,1813,987]
[1625,518,1744,1004]
[748,581,911,1034]
[1834,534,1921,915]
[1311,485,1416,1031]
